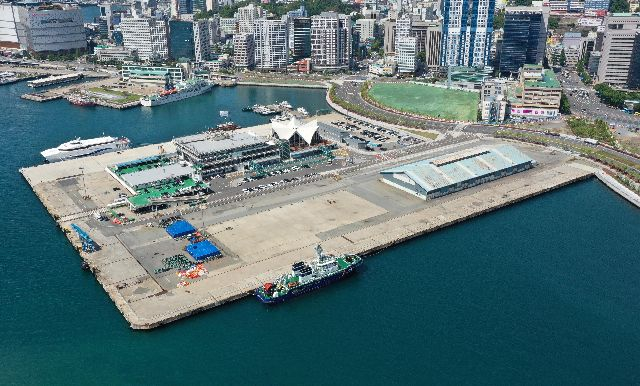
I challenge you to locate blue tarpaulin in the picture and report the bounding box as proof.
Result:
[186,240,221,261]
[166,220,196,238]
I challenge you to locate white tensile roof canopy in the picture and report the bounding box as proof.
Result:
[271,116,319,145]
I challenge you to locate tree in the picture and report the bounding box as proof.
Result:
[559,49,567,67]
[548,16,560,30]
[560,92,571,115]
[609,0,630,13]
[493,9,505,30]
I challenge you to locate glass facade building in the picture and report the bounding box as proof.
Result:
[169,20,194,61]
[292,17,311,60]
[499,9,546,75]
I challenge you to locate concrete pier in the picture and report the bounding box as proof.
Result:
[21,137,596,329]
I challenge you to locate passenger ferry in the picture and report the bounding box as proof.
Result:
[140,79,213,107]
[41,136,130,163]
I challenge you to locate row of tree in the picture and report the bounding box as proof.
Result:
[594,83,640,109]
[215,0,353,19]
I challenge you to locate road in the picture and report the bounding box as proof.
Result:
[560,71,640,135]
[335,80,457,132]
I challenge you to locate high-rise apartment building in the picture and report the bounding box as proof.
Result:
[233,33,255,69]
[253,18,288,70]
[597,13,640,88]
[236,3,265,34]
[441,0,495,67]
[310,12,352,71]
[499,6,547,75]
[193,19,211,62]
[121,16,169,61]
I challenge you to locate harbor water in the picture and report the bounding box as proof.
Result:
[1,81,639,384]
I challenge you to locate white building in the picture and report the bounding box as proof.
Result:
[16,3,86,54]
[597,13,640,89]
[310,12,352,71]
[396,36,417,73]
[236,3,264,34]
[219,17,237,36]
[193,19,211,62]
[271,116,321,147]
[480,78,513,122]
[233,33,255,69]
[120,16,169,61]
[355,18,376,43]
[95,46,136,63]
[0,3,20,49]
[253,18,288,70]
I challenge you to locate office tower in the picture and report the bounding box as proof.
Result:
[441,0,495,67]
[597,13,640,88]
[396,36,418,73]
[169,19,194,60]
[355,18,376,43]
[499,6,548,75]
[411,19,442,71]
[16,3,86,55]
[291,17,311,60]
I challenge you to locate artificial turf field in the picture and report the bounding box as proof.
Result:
[368,83,479,122]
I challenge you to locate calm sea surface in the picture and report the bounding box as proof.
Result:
[0,81,639,385]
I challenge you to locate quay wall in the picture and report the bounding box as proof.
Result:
[237,81,328,89]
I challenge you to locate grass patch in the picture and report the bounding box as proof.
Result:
[404,129,438,140]
[367,83,479,122]
[567,117,615,145]
[88,87,141,104]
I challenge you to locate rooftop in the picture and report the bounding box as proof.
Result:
[524,69,560,89]
[174,132,267,156]
[381,145,534,193]
[121,162,193,189]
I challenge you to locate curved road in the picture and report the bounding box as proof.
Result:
[333,80,640,166]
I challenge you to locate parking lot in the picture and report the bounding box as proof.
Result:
[330,117,424,151]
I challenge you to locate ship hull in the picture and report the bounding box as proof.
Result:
[41,139,129,163]
[256,260,361,304]
[140,84,213,107]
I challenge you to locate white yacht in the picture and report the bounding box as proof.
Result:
[140,79,214,107]
[41,136,130,163]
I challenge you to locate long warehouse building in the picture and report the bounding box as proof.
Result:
[380,145,535,200]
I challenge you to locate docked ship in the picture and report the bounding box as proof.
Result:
[209,122,241,131]
[255,245,362,304]
[41,136,130,163]
[68,95,96,107]
[140,79,213,107]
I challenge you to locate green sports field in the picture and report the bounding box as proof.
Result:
[367,83,480,122]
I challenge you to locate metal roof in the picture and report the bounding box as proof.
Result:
[174,132,267,156]
[120,162,192,188]
[381,145,534,193]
